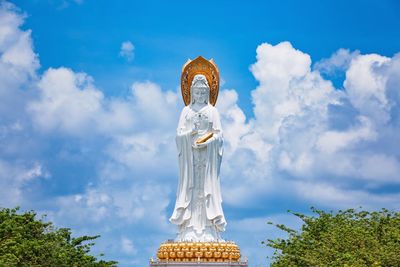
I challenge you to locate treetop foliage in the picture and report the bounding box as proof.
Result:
[265,207,400,267]
[0,207,117,267]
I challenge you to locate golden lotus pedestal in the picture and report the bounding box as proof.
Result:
[150,241,248,267]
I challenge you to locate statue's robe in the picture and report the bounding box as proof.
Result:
[170,104,226,241]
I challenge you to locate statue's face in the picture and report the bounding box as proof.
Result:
[192,86,208,104]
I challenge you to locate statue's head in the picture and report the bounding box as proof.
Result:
[190,74,209,105]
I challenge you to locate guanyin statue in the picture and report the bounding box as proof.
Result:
[170,69,226,241]
[152,57,243,265]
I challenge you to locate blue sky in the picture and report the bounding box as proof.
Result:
[14,0,400,113]
[1,0,400,266]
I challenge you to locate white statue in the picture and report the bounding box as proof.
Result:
[170,73,226,242]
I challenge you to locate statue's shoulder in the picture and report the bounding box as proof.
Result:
[181,105,190,113]
[207,104,220,114]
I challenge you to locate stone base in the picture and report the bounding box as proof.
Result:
[149,261,248,267]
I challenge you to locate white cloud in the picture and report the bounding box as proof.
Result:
[55,188,113,223]
[28,69,179,139]
[29,68,105,135]
[217,89,250,153]
[119,41,134,62]
[217,42,400,210]
[314,48,360,75]
[345,53,391,124]
[0,2,39,120]
[217,41,339,204]
[249,42,338,142]
[316,116,377,154]
[0,160,45,206]
[295,181,400,210]
[0,2,44,208]
[0,2,38,73]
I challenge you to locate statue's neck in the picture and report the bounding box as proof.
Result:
[191,102,207,112]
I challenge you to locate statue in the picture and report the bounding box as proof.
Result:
[170,57,226,242]
[152,57,244,265]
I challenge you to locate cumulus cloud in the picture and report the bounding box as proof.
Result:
[218,42,339,206]
[52,183,171,227]
[28,68,179,137]
[315,48,360,75]
[315,116,376,154]
[0,2,38,120]
[0,2,38,74]
[217,42,400,211]
[250,42,338,141]
[295,181,400,209]
[0,2,44,207]
[119,41,135,62]
[345,53,391,124]
[29,68,105,135]
[0,160,45,206]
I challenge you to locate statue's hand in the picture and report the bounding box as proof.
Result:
[192,137,214,149]
[192,143,204,149]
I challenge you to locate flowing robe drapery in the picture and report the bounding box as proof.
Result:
[170,104,226,241]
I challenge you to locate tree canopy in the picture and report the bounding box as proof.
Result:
[0,207,117,267]
[265,208,400,267]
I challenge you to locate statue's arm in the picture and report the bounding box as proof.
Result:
[176,107,191,136]
[176,107,193,155]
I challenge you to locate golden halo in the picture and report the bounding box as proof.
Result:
[181,56,220,106]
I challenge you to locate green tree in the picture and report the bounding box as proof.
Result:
[265,208,400,267]
[0,207,117,267]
